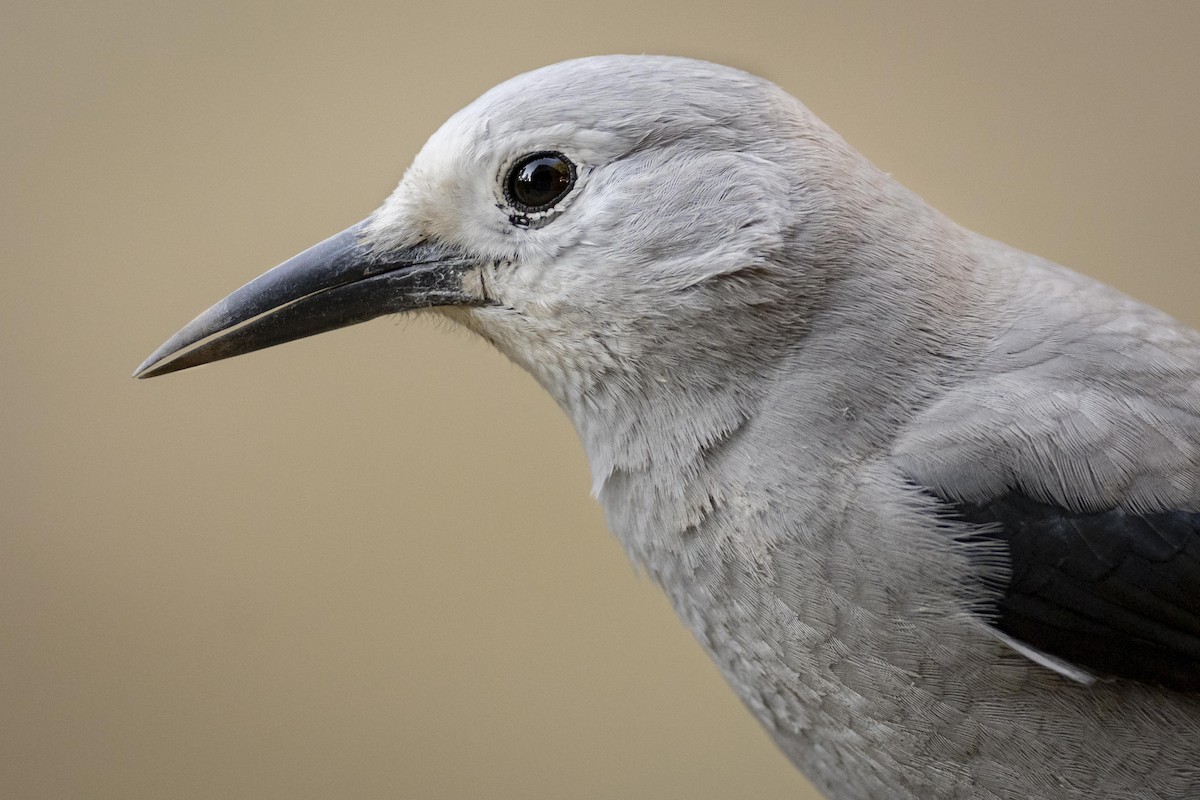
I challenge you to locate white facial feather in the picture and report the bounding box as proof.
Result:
[363,56,847,419]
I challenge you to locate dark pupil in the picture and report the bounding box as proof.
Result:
[512,156,571,208]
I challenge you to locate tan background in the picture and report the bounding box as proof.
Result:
[3,2,1199,798]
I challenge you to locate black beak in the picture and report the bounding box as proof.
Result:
[133,220,480,378]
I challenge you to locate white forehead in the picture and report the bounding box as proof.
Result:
[418,55,793,168]
[367,55,804,253]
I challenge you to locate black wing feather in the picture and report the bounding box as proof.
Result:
[945,493,1200,690]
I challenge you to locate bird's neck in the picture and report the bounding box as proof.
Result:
[571,361,768,567]
[568,213,994,577]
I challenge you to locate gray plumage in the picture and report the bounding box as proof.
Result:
[137,56,1200,799]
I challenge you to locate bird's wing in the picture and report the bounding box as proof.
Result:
[892,260,1200,689]
[935,489,1200,689]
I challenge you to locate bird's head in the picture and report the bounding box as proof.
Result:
[136,56,877,429]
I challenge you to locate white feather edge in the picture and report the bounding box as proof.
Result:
[988,628,1098,685]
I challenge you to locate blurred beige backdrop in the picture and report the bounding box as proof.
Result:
[3,2,1199,799]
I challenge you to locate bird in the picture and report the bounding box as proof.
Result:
[135,55,1200,799]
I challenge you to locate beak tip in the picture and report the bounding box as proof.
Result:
[132,352,184,380]
[132,344,172,379]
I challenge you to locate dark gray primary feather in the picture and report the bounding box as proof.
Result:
[944,491,1200,689]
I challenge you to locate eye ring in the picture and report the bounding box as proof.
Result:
[504,151,577,214]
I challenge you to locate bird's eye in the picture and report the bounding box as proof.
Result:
[505,151,576,213]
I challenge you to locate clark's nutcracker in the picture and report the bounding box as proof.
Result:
[135,56,1200,799]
